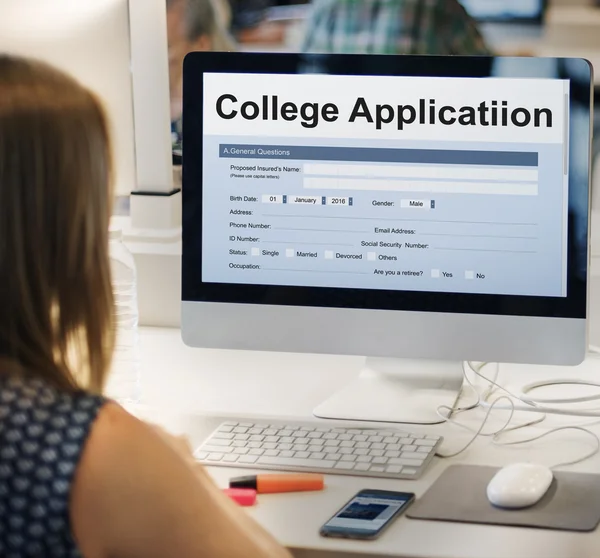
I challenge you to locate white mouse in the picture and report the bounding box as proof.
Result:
[486,463,554,509]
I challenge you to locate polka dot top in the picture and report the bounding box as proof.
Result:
[0,374,105,557]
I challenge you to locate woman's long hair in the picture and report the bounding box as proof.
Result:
[0,56,115,393]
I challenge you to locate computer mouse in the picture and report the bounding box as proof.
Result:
[486,463,554,509]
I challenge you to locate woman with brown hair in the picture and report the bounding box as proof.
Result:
[0,55,292,558]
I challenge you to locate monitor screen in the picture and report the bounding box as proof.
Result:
[199,71,567,299]
[459,0,545,22]
[181,53,591,365]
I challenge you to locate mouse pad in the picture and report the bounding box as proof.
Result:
[407,465,600,532]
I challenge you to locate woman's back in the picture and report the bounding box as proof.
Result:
[0,55,292,558]
[0,376,104,557]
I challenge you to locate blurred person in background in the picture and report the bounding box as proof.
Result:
[302,0,491,56]
[167,0,235,151]
[0,54,293,558]
[228,0,287,45]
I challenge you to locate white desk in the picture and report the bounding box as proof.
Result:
[128,326,600,558]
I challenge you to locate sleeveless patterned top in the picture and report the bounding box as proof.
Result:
[0,375,105,557]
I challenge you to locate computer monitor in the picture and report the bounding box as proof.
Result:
[181,53,592,424]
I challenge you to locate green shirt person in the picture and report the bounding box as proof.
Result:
[302,0,491,56]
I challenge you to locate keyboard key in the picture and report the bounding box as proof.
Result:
[264,436,279,443]
[279,451,295,458]
[399,438,413,445]
[354,448,369,456]
[195,451,208,460]
[292,431,308,438]
[232,441,247,448]
[372,457,388,465]
[335,462,355,470]
[316,427,331,433]
[324,440,340,447]
[234,448,249,455]
[308,432,322,439]
[300,426,315,432]
[401,452,425,461]
[222,422,238,427]
[248,442,262,449]
[340,441,355,448]
[223,454,239,463]
[355,463,371,471]
[278,444,293,451]
[202,446,233,454]
[310,452,327,460]
[389,458,423,467]
[385,450,400,458]
[239,422,253,427]
[415,438,438,447]
[234,434,250,441]
[295,451,310,459]
[356,442,370,449]
[279,430,293,437]
[338,434,352,441]
[371,443,385,450]
[384,437,398,444]
[369,449,384,457]
[323,433,338,440]
[403,468,418,476]
[295,444,309,452]
[207,453,224,461]
[238,455,258,464]
[264,449,279,457]
[338,448,354,455]
[249,435,264,442]
[248,428,263,434]
[347,429,363,435]
[280,437,294,444]
[263,442,277,450]
[386,444,401,451]
[207,438,231,447]
[213,433,235,440]
[326,453,341,461]
[353,435,368,442]
[233,427,249,434]
[341,455,356,462]
[356,456,372,463]
[264,429,278,436]
[386,466,403,474]
[308,439,325,447]
[370,466,386,472]
[258,456,336,469]
[418,447,430,453]
[368,436,383,443]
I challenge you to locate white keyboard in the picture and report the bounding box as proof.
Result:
[194,420,442,480]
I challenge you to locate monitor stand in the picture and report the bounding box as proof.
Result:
[313,358,464,425]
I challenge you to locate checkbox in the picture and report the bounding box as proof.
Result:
[251,247,260,256]
[431,269,440,279]
[286,248,295,258]
[367,252,377,261]
[465,270,474,280]
[324,250,334,260]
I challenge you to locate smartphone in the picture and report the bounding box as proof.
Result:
[319,489,415,540]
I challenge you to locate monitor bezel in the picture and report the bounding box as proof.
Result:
[182,52,592,321]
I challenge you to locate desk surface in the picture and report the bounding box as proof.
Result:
[130,327,600,558]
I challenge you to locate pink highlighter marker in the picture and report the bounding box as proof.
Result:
[223,488,257,507]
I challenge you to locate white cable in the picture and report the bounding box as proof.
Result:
[436,396,516,458]
[436,362,600,468]
[493,426,600,469]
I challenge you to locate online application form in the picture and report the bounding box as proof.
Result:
[201,72,569,297]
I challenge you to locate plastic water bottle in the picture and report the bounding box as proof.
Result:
[106,228,141,404]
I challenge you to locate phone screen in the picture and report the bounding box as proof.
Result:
[321,490,414,539]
